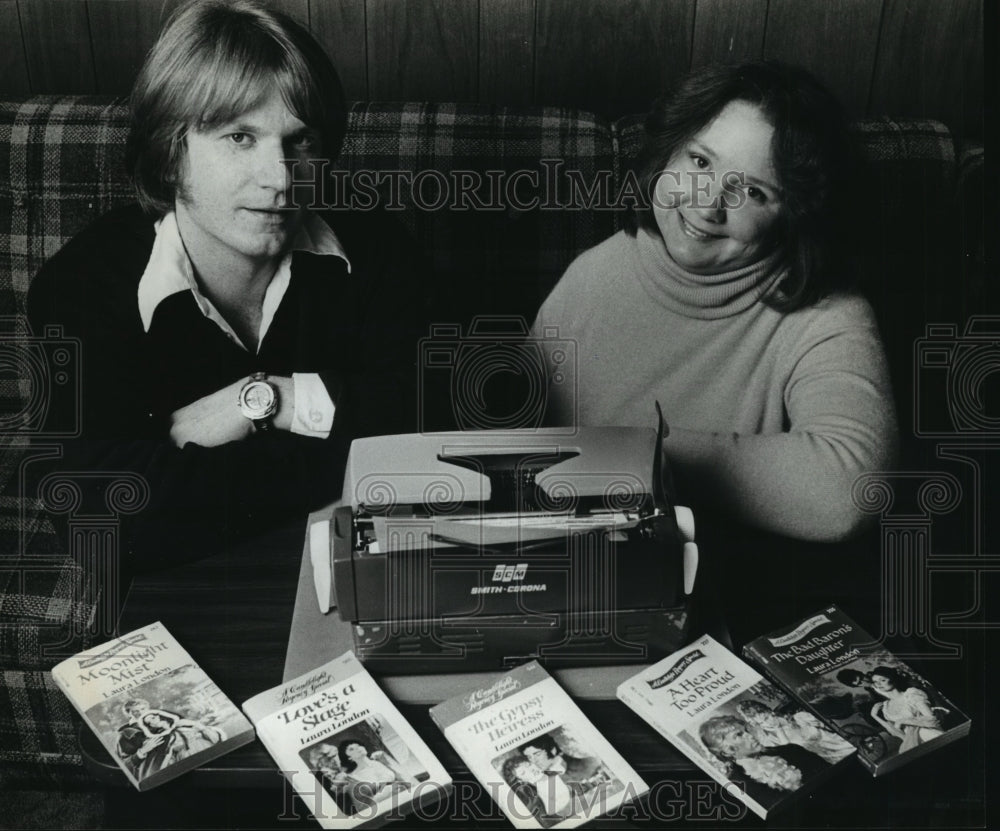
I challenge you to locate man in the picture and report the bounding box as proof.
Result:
[115,698,182,776]
[518,732,607,796]
[27,0,427,567]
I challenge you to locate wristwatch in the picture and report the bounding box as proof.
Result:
[238,372,278,432]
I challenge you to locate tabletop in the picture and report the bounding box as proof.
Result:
[79,515,988,830]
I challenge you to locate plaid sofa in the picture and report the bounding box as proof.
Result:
[0,97,984,785]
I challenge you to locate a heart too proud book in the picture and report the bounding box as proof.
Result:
[617,634,856,819]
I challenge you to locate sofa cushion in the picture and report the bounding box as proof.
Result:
[338,102,617,324]
[1,98,618,322]
[0,669,88,787]
[0,97,133,318]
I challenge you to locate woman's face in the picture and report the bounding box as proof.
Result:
[145,713,169,729]
[344,742,368,762]
[741,707,776,728]
[653,100,784,274]
[713,722,761,759]
[513,760,545,786]
[871,672,895,693]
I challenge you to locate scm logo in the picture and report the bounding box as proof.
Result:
[491,563,528,582]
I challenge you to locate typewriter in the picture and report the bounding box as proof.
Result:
[315,423,698,673]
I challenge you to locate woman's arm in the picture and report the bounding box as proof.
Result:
[664,296,898,541]
[870,702,904,739]
[370,752,410,784]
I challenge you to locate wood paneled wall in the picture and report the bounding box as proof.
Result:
[0,0,984,135]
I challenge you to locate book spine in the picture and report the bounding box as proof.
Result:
[740,644,877,776]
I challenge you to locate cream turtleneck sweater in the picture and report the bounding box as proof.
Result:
[531,227,898,541]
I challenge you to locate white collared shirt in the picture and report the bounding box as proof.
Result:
[137,211,351,439]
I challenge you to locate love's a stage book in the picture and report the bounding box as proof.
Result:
[430,660,647,829]
[50,621,253,791]
[243,651,451,829]
[617,634,854,820]
[742,605,971,776]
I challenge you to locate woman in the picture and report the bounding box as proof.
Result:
[736,700,855,764]
[305,742,356,816]
[868,666,944,753]
[699,715,829,805]
[131,710,225,779]
[336,739,411,810]
[499,756,574,827]
[532,62,897,542]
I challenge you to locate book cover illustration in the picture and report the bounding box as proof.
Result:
[742,605,971,776]
[430,660,647,829]
[243,651,451,829]
[50,621,253,791]
[617,634,854,820]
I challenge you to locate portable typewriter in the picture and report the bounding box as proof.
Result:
[316,423,698,673]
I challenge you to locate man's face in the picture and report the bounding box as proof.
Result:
[126,701,149,718]
[522,744,556,771]
[174,86,321,277]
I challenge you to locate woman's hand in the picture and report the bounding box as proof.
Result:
[870,703,904,739]
[169,376,294,447]
[136,735,164,759]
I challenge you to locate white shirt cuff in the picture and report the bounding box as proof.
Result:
[291,373,335,438]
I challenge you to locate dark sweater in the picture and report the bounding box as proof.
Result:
[27,204,430,568]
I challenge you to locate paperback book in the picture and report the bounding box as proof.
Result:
[430,660,647,829]
[617,634,854,819]
[50,621,254,791]
[243,651,451,828]
[742,605,971,776]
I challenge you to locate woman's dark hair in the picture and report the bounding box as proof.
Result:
[519,733,559,758]
[336,739,370,772]
[632,61,855,311]
[127,0,347,216]
[836,669,867,687]
[870,665,910,692]
[141,711,178,734]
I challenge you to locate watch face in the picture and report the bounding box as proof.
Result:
[240,380,277,419]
